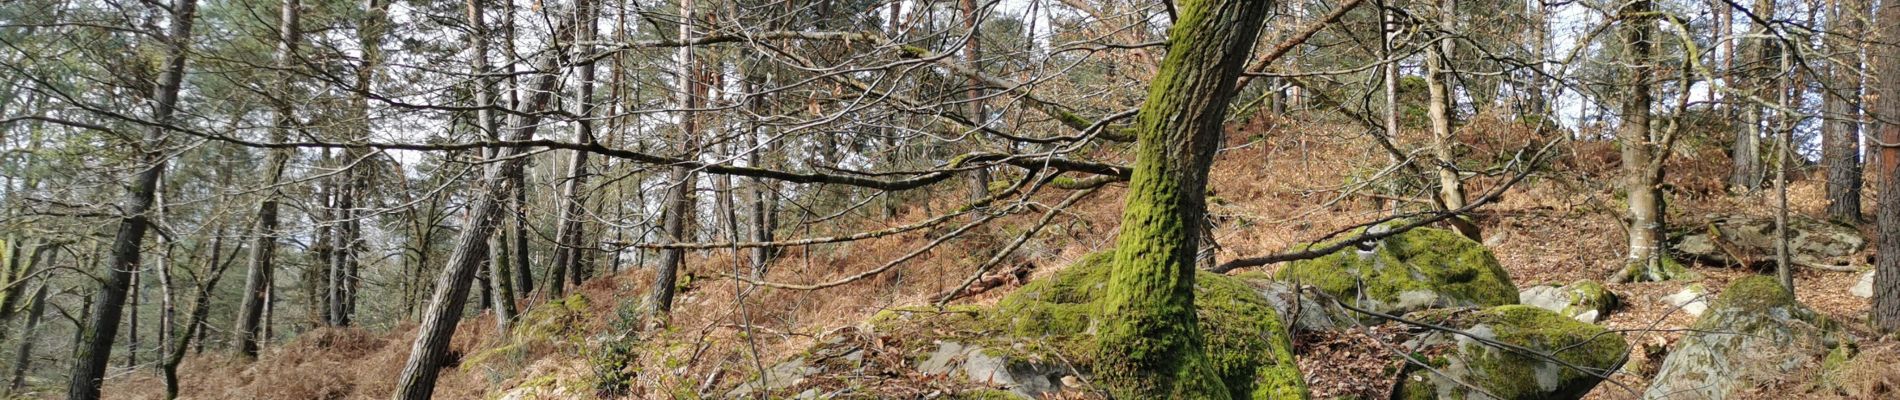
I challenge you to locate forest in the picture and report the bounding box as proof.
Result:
[0,0,1898,398]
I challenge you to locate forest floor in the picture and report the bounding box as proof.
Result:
[96,115,1896,399]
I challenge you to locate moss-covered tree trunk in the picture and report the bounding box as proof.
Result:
[1095,0,1271,397]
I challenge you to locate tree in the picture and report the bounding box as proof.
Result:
[1424,0,1480,240]
[649,0,699,316]
[234,0,302,356]
[1872,0,1900,331]
[389,8,574,398]
[1609,0,1681,283]
[1823,0,1865,223]
[67,0,198,397]
[1092,0,1271,396]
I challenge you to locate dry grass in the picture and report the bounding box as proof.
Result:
[98,115,1895,399]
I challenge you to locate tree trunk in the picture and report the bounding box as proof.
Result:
[1424,0,1479,240]
[1869,0,1900,331]
[1824,0,1865,223]
[1093,0,1271,396]
[1731,0,1777,192]
[1610,0,1677,283]
[551,0,598,290]
[389,9,572,398]
[650,0,699,317]
[8,283,45,395]
[235,0,300,356]
[1774,48,1796,292]
[67,1,196,397]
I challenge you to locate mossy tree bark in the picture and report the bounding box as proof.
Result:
[1094,0,1271,397]
[1609,0,1677,283]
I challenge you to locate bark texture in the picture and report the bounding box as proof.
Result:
[67,0,196,397]
[1093,0,1272,396]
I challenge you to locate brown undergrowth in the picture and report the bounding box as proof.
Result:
[99,113,1889,399]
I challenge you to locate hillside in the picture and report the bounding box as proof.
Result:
[81,115,1895,400]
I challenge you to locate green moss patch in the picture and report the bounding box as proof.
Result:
[1397,305,1628,400]
[876,253,1308,399]
[1277,226,1518,315]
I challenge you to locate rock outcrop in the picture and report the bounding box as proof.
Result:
[1519,280,1618,323]
[1642,276,1849,400]
[1394,305,1629,400]
[1277,226,1519,318]
[873,253,1309,399]
[1671,215,1865,269]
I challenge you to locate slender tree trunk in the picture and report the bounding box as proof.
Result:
[961,0,990,202]
[67,1,196,397]
[1824,0,1865,223]
[235,0,300,356]
[1731,0,1777,192]
[1424,0,1479,240]
[1869,0,1900,331]
[1379,3,1401,213]
[1775,48,1795,292]
[390,10,573,398]
[651,0,699,317]
[1094,0,1272,396]
[8,283,46,395]
[552,0,598,291]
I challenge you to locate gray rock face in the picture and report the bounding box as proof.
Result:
[1394,305,1629,400]
[1852,270,1874,298]
[1243,278,1351,331]
[1519,280,1618,323]
[1671,215,1865,268]
[1659,284,1710,317]
[1643,277,1845,400]
[917,341,1069,399]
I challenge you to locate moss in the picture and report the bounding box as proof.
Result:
[1401,306,1629,400]
[464,294,592,369]
[1710,275,1796,312]
[1277,226,1517,314]
[1561,280,1617,316]
[892,253,1308,399]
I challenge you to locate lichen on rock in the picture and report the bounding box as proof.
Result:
[1276,225,1519,317]
[1642,276,1850,400]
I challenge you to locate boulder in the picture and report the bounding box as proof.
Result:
[1394,305,1630,400]
[1277,225,1519,318]
[876,253,1309,399]
[1659,284,1710,317]
[1519,280,1618,323]
[1238,275,1351,331]
[917,341,1069,398]
[1671,215,1865,269]
[1852,270,1874,298]
[1642,276,1849,400]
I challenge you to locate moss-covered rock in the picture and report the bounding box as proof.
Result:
[1641,276,1850,400]
[1276,226,1518,317]
[1395,305,1629,400]
[878,253,1308,399]
[1519,280,1618,323]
